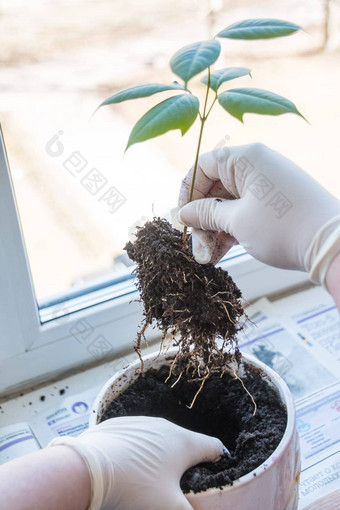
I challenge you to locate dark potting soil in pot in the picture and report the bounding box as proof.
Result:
[100,361,287,493]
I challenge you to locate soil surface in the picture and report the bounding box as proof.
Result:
[125,218,244,390]
[100,361,287,493]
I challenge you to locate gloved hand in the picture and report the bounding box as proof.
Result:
[47,416,226,510]
[178,143,340,286]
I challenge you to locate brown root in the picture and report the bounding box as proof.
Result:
[187,372,210,409]
[232,366,257,416]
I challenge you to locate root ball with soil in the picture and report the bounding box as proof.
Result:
[125,217,245,403]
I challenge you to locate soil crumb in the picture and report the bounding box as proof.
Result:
[100,361,287,493]
[125,218,244,386]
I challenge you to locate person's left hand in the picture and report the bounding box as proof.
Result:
[48,416,226,510]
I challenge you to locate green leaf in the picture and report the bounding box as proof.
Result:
[170,40,221,85]
[201,67,251,92]
[216,19,301,39]
[98,82,185,107]
[126,94,199,149]
[218,88,304,122]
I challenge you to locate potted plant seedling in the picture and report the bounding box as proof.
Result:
[92,19,304,509]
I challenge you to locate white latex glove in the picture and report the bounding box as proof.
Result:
[48,416,226,510]
[178,143,340,286]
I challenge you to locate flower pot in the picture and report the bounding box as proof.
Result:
[90,349,300,510]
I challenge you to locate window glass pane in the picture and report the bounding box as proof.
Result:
[1,0,338,302]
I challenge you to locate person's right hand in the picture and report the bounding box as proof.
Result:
[178,143,340,286]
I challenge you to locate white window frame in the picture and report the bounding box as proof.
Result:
[0,125,309,397]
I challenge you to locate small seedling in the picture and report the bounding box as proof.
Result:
[98,18,304,407]
[99,19,304,213]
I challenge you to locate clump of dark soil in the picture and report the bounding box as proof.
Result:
[125,218,244,399]
[100,362,287,492]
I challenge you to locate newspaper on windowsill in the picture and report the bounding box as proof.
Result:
[241,288,340,510]
[0,422,41,464]
[0,386,100,464]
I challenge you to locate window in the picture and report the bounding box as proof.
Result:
[2,0,335,396]
[0,127,309,396]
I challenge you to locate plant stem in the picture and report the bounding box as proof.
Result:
[206,93,218,119]
[182,68,212,246]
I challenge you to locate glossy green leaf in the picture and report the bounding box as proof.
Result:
[126,94,199,149]
[201,67,251,92]
[170,40,221,85]
[216,19,301,39]
[218,88,304,122]
[98,82,185,107]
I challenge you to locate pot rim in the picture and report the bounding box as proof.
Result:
[90,348,296,495]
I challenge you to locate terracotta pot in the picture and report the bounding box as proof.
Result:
[90,349,300,510]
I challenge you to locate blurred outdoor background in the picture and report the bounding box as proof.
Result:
[0,0,339,302]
